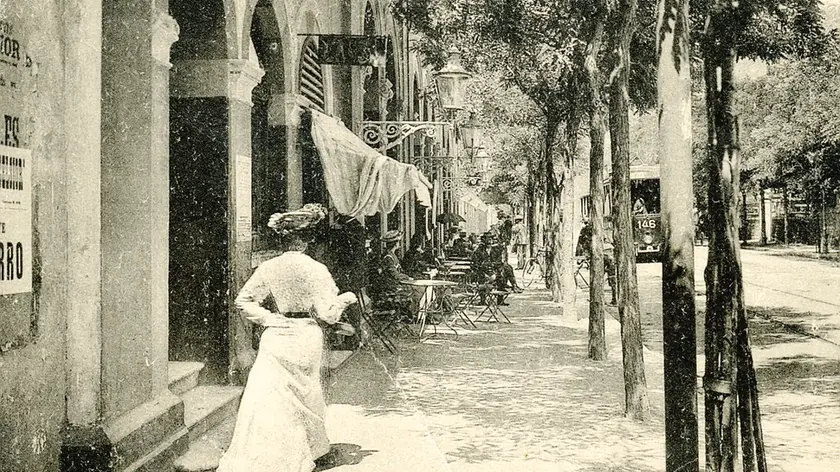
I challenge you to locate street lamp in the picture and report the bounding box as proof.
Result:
[473,148,490,172]
[433,47,472,111]
[459,112,483,154]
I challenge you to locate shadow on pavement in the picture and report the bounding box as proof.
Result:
[380,291,666,471]
[749,306,840,344]
[315,443,377,470]
[749,315,840,396]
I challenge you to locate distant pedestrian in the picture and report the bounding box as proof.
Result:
[511,216,527,270]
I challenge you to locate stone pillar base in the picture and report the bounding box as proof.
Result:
[61,391,187,472]
[60,424,113,472]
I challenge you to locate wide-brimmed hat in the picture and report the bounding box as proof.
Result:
[514,216,523,221]
[382,230,402,243]
[267,203,326,236]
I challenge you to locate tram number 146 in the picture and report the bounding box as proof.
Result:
[636,218,657,229]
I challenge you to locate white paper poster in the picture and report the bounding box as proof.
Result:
[235,154,252,242]
[0,145,31,295]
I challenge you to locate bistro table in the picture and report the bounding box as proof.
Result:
[399,279,461,338]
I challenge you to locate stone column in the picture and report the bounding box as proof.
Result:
[61,0,109,469]
[151,7,180,396]
[226,60,264,382]
[271,92,305,209]
[101,2,179,419]
[64,0,102,431]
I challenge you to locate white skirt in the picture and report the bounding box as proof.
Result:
[218,319,330,472]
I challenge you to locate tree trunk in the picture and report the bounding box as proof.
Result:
[585,12,607,361]
[703,2,767,471]
[783,186,789,245]
[741,190,748,244]
[759,185,767,245]
[561,156,577,318]
[657,1,698,469]
[609,0,648,420]
[820,188,827,253]
[553,117,580,317]
[544,122,562,304]
[527,154,538,258]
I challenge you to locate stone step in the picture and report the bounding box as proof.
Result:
[182,385,242,443]
[173,413,236,472]
[105,391,186,471]
[122,426,190,472]
[169,361,205,396]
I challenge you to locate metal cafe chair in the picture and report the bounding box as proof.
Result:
[575,256,590,288]
[356,288,398,354]
[473,288,512,324]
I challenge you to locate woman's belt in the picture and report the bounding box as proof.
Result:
[282,312,311,319]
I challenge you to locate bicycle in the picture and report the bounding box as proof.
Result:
[519,247,553,289]
[574,252,618,304]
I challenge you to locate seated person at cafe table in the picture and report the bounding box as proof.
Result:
[490,234,523,294]
[368,230,417,322]
[471,232,522,306]
[402,232,442,279]
[450,231,470,257]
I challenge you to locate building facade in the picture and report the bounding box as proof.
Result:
[0,1,436,470]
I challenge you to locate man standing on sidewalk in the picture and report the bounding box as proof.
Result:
[511,216,527,269]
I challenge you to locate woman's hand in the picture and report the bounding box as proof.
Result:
[331,322,356,337]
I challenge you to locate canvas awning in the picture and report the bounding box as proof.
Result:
[308,109,432,222]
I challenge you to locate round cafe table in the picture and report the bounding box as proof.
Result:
[400,279,460,338]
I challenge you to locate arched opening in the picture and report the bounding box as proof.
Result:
[412,76,428,235]
[251,0,287,251]
[169,0,228,60]
[168,0,232,382]
[383,36,402,231]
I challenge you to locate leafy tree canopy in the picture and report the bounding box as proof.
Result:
[738,38,840,202]
[464,72,542,206]
[689,0,831,60]
[394,0,586,123]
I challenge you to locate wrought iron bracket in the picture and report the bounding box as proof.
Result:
[358,120,452,153]
[410,155,457,173]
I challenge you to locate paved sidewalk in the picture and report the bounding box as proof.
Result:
[324,290,668,472]
[322,265,840,471]
[323,351,451,472]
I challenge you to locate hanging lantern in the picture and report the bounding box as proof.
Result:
[459,112,483,156]
[474,148,490,173]
[433,47,471,111]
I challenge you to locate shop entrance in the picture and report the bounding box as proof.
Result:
[168,0,287,383]
[168,1,231,383]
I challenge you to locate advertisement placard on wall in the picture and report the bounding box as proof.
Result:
[0,145,31,295]
[0,13,36,351]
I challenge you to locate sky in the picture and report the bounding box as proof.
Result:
[824,0,840,29]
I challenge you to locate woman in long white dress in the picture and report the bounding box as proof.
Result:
[218,204,357,472]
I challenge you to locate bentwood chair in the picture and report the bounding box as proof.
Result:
[356,288,397,354]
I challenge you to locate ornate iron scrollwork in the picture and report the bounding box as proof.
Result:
[359,121,451,153]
